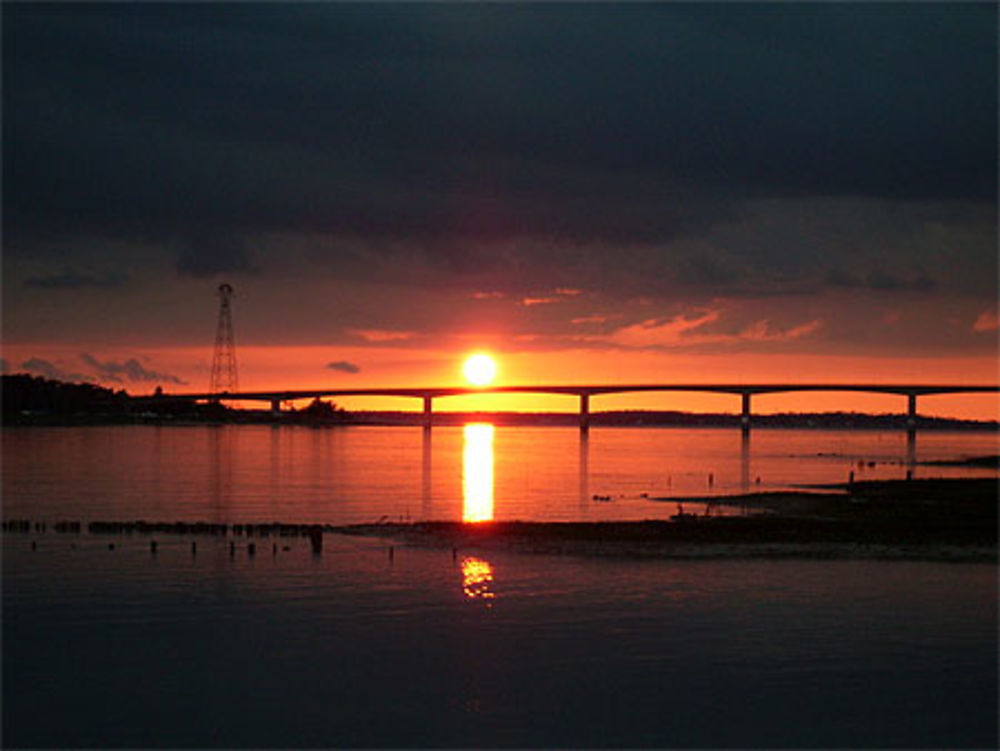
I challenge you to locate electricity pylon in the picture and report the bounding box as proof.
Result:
[209,283,239,395]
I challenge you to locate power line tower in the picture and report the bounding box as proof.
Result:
[209,283,239,395]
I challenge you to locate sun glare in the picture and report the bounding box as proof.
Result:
[462,353,497,387]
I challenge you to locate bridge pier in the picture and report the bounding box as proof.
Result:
[906,393,917,437]
[423,395,433,428]
[741,393,752,435]
[142,384,997,429]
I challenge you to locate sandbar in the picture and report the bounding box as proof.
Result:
[335,478,998,562]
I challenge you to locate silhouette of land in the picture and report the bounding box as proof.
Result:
[335,478,998,561]
[341,409,999,431]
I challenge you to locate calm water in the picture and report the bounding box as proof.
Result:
[3,425,998,748]
[3,424,998,524]
[4,535,997,748]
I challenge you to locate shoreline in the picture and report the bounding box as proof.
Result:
[337,477,998,564]
[332,517,997,564]
[5,477,996,563]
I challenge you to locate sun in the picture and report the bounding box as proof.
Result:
[462,353,498,387]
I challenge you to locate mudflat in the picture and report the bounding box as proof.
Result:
[335,478,998,562]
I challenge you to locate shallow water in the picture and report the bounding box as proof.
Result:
[3,536,996,748]
[3,424,997,524]
[3,424,997,747]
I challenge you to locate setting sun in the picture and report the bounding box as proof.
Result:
[462,353,498,387]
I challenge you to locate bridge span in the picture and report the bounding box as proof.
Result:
[147,383,999,433]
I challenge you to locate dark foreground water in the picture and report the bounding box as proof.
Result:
[3,533,997,748]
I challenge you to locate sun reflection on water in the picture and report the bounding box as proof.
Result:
[462,423,494,522]
[461,556,496,602]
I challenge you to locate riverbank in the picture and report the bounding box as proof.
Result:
[336,478,998,562]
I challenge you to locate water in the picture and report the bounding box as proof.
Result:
[3,425,998,747]
[4,536,997,748]
[3,424,998,524]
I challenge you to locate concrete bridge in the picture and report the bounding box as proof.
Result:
[147,383,998,434]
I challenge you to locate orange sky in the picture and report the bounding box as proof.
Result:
[6,343,997,419]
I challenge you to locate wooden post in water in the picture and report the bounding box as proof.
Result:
[579,392,590,432]
[423,395,433,428]
[309,527,323,555]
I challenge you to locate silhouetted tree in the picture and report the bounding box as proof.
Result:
[300,398,348,422]
[2,374,130,416]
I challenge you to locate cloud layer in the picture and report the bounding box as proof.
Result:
[3,4,996,368]
[13,355,187,386]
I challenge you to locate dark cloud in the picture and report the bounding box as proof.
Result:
[20,358,92,383]
[12,355,187,386]
[5,4,994,252]
[79,353,187,385]
[176,231,256,278]
[826,269,940,294]
[672,255,740,288]
[23,269,127,289]
[2,4,995,360]
[326,361,361,374]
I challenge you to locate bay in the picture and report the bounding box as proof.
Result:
[3,424,997,748]
[3,424,998,524]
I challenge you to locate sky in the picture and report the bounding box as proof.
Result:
[3,3,998,417]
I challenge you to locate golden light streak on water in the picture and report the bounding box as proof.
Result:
[462,423,494,522]
[460,556,496,602]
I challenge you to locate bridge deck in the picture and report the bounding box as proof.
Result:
[137,383,998,432]
[145,383,999,402]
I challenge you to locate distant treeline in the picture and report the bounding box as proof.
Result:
[595,410,999,430]
[2,374,130,416]
[349,409,999,430]
[1,374,229,422]
[1,374,349,424]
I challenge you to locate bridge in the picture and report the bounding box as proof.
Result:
[145,383,999,434]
